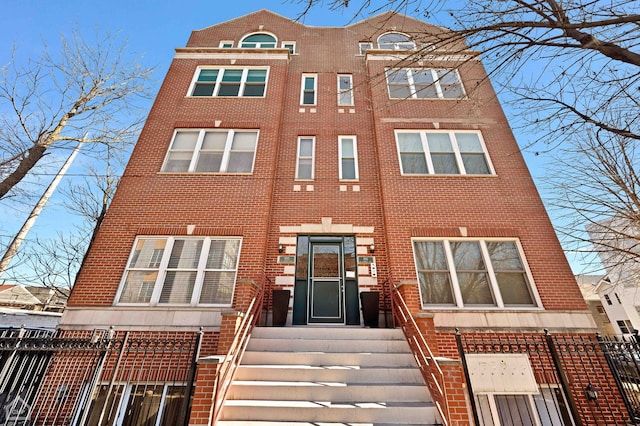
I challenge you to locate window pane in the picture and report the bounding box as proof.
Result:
[207,240,240,269]
[427,133,453,152]
[123,384,164,425]
[487,242,523,270]
[232,132,257,150]
[218,83,240,96]
[246,69,266,82]
[119,271,157,303]
[458,272,494,305]
[534,388,573,426]
[461,153,490,174]
[431,153,459,174]
[160,271,196,303]
[495,395,536,426]
[389,85,412,98]
[476,394,496,426]
[299,138,314,156]
[451,242,494,305]
[165,153,192,172]
[451,242,484,270]
[129,239,166,268]
[195,152,223,172]
[243,34,276,43]
[227,152,254,172]
[221,69,242,82]
[342,159,356,179]
[192,84,215,96]
[172,131,199,150]
[304,77,315,90]
[413,70,438,98]
[201,132,228,149]
[341,139,354,156]
[197,69,219,82]
[419,272,455,305]
[456,133,483,152]
[414,241,448,270]
[401,153,428,174]
[339,76,351,90]
[387,69,409,84]
[243,84,265,97]
[199,271,235,304]
[297,159,313,179]
[303,91,315,104]
[159,386,186,426]
[398,133,422,151]
[168,239,203,269]
[497,272,534,305]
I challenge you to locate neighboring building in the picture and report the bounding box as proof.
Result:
[594,275,640,336]
[576,274,615,335]
[0,284,66,312]
[34,10,628,425]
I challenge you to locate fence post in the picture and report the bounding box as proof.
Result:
[544,329,583,426]
[455,329,480,426]
[180,327,204,426]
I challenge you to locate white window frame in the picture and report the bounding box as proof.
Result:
[359,42,373,55]
[161,129,258,174]
[219,40,234,48]
[188,66,269,98]
[282,41,296,54]
[337,74,354,106]
[296,136,315,180]
[300,73,318,105]
[412,238,542,309]
[338,135,359,180]
[239,32,277,48]
[395,129,495,176]
[115,236,242,307]
[80,382,187,426]
[377,32,416,50]
[476,387,575,426]
[386,68,465,100]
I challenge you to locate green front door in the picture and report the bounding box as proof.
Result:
[309,242,344,323]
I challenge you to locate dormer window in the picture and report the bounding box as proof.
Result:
[378,32,416,50]
[240,33,277,48]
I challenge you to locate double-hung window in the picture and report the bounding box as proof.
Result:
[337,74,354,106]
[190,67,268,97]
[301,74,317,105]
[296,136,315,180]
[413,239,539,308]
[339,136,358,180]
[162,129,258,174]
[386,68,465,99]
[476,388,574,426]
[395,130,493,175]
[117,237,241,306]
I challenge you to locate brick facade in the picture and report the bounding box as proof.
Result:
[53,9,624,425]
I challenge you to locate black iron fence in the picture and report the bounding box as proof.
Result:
[457,330,636,426]
[0,327,200,426]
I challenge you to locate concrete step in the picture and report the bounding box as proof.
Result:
[241,350,417,367]
[227,383,431,401]
[247,337,411,353]
[251,327,404,341]
[235,365,424,384]
[220,401,440,424]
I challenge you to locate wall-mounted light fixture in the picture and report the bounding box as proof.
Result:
[278,244,284,253]
[585,383,598,401]
[369,244,375,254]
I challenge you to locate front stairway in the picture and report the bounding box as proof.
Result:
[217,327,443,425]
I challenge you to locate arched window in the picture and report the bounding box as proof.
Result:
[378,32,416,50]
[240,33,277,48]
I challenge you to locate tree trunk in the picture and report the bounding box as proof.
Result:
[0,144,47,199]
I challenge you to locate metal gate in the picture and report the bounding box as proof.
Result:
[0,327,200,426]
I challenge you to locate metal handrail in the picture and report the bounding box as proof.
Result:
[211,277,266,424]
[391,284,450,426]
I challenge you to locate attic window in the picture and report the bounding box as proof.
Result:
[378,32,416,50]
[240,33,277,48]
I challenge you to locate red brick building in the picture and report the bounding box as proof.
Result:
[51,9,628,425]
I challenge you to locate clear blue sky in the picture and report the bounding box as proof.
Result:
[0,0,591,283]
